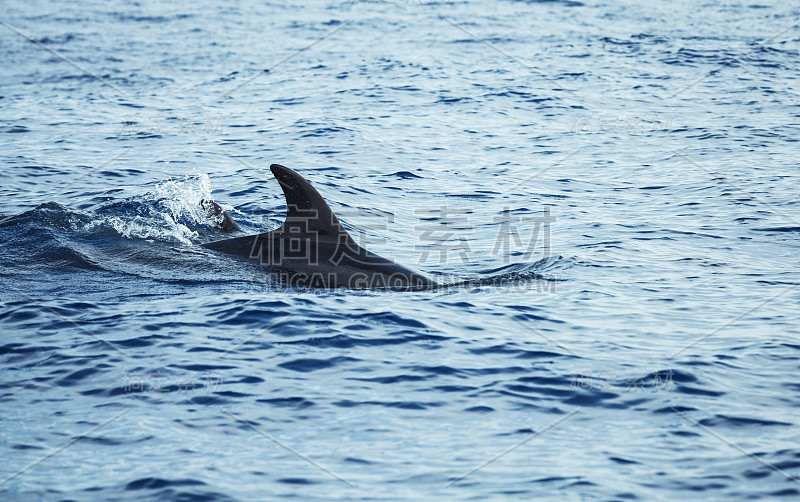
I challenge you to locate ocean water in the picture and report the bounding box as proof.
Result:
[2,0,800,500]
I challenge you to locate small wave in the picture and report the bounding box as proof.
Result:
[431,256,570,289]
[125,478,205,490]
[88,174,224,244]
[3,175,229,246]
[278,356,360,372]
[383,171,424,179]
[753,226,800,233]
[698,414,793,427]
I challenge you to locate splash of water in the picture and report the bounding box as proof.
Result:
[79,174,223,245]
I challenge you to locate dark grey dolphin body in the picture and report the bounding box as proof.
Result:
[202,164,438,290]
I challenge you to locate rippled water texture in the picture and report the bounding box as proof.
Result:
[2,0,799,500]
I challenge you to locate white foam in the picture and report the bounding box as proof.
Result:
[78,174,223,245]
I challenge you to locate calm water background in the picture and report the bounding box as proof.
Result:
[2,0,800,500]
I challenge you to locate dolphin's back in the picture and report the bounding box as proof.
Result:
[202,164,437,290]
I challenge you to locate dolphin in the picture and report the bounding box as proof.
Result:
[202,164,438,290]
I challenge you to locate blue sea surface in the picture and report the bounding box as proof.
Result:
[2,0,800,500]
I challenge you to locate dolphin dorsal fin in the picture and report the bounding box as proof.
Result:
[270,164,349,238]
